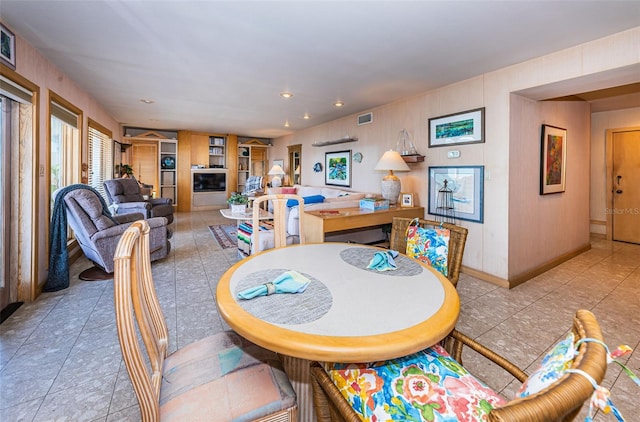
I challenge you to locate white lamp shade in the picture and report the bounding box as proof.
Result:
[374,150,410,172]
[268,164,285,188]
[374,150,410,204]
[268,164,285,175]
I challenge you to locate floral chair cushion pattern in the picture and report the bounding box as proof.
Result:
[405,220,450,277]
[516,332,576,398]
[517,332,638,422]
[324,344,505,421]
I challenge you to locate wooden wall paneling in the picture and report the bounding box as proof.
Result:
[177,131,192,212]
[227,134,238,194]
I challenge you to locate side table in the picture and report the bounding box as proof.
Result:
[219,207,273,257]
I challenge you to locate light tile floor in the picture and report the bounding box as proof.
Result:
[1,210,638,421]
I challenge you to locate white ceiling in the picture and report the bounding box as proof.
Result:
[2,1,639,138]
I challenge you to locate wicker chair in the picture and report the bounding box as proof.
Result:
[389,217,468,287]
[310,309,608,422]
[113,220,297,421]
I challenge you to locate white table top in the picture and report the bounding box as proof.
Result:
[219,207,272,220]
[216,242,460,362]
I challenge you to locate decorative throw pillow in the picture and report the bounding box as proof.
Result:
[516,332,576,398]
[324,344,505,421]
[406,221,450,276]
[286,195,324,207]
[281,187,297,194]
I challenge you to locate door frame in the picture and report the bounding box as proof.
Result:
[605,126,640,240]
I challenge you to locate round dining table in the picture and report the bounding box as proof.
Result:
[216,242,460,422]
[216,242,460,362]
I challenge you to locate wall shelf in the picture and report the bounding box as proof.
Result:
[312,136,358,147]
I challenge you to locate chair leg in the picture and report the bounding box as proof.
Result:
[79,266,113,281]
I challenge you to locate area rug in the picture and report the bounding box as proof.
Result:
[208,224,237,249]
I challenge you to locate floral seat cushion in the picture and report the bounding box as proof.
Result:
[324,344,505,421]
[405,220,450,277]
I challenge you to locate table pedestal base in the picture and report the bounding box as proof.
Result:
[281,355,315,422]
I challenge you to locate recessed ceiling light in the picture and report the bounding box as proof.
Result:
[303,113,310,119]
[140,99,154,104]
[280,92,294,99]
[333,100,344,107]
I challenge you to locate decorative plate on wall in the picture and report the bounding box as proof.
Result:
[313,162,323,172]
[353,152,363,163]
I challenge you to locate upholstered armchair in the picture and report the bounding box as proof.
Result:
[52,185,172,282]
[104,178,174,224]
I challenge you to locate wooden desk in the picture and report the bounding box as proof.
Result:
[216,242,459,421]
[302,206,424,243]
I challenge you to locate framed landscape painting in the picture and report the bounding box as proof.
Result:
[540,124,567,195]
[428,166,484,223]
[325,150,351,187]
[428,107,485,147]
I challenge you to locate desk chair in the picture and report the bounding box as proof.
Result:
[113,220,298,421]
[249,194,306,255]
[310,310,609,422]
[390,217,468,288]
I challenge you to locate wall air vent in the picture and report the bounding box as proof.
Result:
[357,112,373,125]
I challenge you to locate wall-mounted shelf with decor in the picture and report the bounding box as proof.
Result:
[401,154,425,163]
[312,136,358,147]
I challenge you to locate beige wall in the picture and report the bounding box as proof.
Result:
[508,95,591,279]
[590,107,640,235]
[8,20,639,295]
[10,27,121,297]
[272,27,640,284]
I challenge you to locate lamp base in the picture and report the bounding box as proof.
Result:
[380,175,401,204]
[271,176,282,188]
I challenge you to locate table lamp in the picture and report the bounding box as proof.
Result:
[374,150,410,204]
[268,164,285,187]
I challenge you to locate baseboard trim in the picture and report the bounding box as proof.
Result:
[461,242,592,289]
[461,266,510,289]
[508,242,592,288]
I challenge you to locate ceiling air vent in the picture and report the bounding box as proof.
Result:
[357,112,373,125]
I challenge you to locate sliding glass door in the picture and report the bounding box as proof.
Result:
[1,95,12,313]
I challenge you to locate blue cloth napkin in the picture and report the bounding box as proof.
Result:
[237,270,311,300]
[367,250,399,271]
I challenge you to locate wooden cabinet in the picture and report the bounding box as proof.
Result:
[237,138,270,192]
[126,130,178,205]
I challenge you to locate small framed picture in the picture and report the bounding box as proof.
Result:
[0,23,16,70]
[400,192,414,207]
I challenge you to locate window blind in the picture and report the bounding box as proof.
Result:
[88,123,113,201]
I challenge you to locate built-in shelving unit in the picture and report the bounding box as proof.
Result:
[159,140,177,203]
[208,136,226,168]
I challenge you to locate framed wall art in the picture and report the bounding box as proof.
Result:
[428,166,484,223]
[400,192,414,207]
[540,124,567,195]
[428,107,485,147]
[0,23,16,70]
[325,150,351,187]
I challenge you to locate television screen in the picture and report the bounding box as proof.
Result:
[193,172,226,192]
